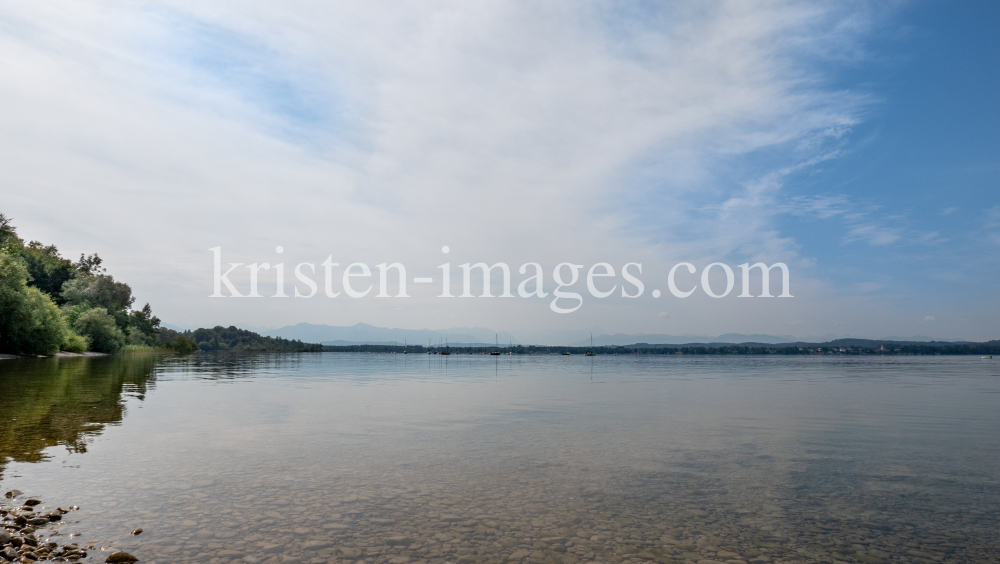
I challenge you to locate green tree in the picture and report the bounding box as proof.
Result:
[0,245,71,355]
[61,274,135,330]
[0,213,18,246]
[72,307,125,353]
[74,253,104,276]
[0,213,159,355]
[21,241,76,305]
[162,334,199,353]
[127,303,161,346]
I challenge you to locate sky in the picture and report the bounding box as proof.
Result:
[1,0,997,342]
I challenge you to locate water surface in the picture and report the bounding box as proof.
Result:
[1,353,998,564]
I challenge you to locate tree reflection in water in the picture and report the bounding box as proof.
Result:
[0,353,156,477]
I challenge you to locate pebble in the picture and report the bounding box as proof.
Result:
[0,495,87,562]
[3,461,998,564]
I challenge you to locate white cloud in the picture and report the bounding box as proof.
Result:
[0,0,907,337]
[845,223,903,246]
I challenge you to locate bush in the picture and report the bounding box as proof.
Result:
[0,247,71,355]
[62,332,90,353]
[72,307,126,353]
[16,287,67,355]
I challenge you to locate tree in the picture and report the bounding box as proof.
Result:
[72,307,125,353]
[21,241,76,304]
[0,213,18,246]
[74,253,105,276]
[0,245,72,355]
[61,274,135,330]
[0,213,162,355]
[162,334,199,353]
[127,303,161,346]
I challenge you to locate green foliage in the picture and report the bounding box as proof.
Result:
[0,246,71,355]
[0,213,18,246]
[11,288,67,356]
[61,274,135,330]
[127,303,161,346]
[21,241,76,305]
[0,213,168,356]
[72,307,126,353]
[61,332,89,353]
[188,326,322,352]
[160,332,199,353]
[74,253,105,276]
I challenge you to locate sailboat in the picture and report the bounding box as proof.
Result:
[441,338,451,355]
[490,334,501,355]
[585,332,595,356]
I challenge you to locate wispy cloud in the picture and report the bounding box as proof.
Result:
[0,0,932,337]
[154,16,342,138]
[844,223,903,246]
[780,194,947,247]
[779,195,851,219]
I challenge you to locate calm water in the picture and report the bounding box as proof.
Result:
[1,353,999,564]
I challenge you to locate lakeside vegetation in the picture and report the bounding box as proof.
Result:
[0,214,326,356]
[166,325,322,352]
[0,213,177,355]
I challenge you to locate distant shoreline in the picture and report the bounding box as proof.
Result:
[322,342,1000,356]
[3,340,997,359]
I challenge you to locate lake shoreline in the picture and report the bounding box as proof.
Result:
[0,351,108,361]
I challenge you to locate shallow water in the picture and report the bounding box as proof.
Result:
[1,353,999,564]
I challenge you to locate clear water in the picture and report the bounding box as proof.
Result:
[1,353,999,564]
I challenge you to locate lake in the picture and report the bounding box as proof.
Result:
[1,353,999,564]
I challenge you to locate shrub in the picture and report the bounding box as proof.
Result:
[72,307,126,353]
[61,332,90,353]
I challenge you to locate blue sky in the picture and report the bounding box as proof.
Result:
[777,1,999,297]
[0,1,997,341]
